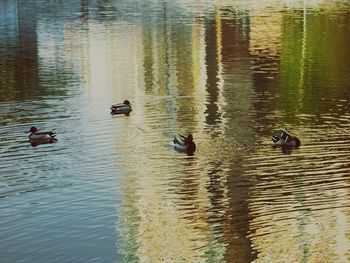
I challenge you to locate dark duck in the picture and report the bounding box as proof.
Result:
[272,129,301,148]
[110,100,132,115]
[173,134,196,154]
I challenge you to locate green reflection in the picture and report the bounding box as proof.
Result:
[280,7,350,119]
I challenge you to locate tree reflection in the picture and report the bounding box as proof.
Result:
[0,1,39,101]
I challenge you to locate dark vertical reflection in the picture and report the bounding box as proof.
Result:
[249,9,282,131]
[162,2,170,94]
[16,1,39,97]
[218,9,256,262]
[0,0,18,100]
[204,15,221,127]
[0,0,39,101]
[80,0,89,20]
[142,16,154,93]
[225,165,256,263]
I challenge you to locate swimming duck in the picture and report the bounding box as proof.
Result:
[172,134,196,154]
[272,129,301,148]
[110,100,132,115]
[28,127,57,144]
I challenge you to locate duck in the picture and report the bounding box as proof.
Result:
[110,100,132,115]
[172,134,196,154]
[28,127,57,144]
[272,128,301,148]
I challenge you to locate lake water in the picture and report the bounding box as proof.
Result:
[1,0,350,262]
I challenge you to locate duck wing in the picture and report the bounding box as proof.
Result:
[35,131,56,137]
[279,129,294,141]
[48,131,57,138]
[111,103,126,109]
[174,134,187,145]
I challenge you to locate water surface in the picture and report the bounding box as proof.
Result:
[1,0,350,262]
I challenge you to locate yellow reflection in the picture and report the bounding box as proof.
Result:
[251,204,350,263]
[112,8,230,262]
[66,21,144,115]
[214,9,226,129]
[244,161,350,255]
[59,2,350,262]
[249,10,282,57]
[133,171,213,261]
[118,147,225,261]
[191,17,208,125]
[218,0,348,10]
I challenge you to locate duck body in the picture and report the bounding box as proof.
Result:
[172,134,196,154]
[272,129,300,148]
[28,127,57,144]
[110,100,132,115]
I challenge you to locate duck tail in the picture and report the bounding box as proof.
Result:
[48,130,56,137]
[173,136,180,144]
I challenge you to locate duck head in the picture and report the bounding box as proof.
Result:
[123,100,131,105]
[185,134,196,154]
[294,137,301,148]
[29,127,38,133]
[186,134,193,143]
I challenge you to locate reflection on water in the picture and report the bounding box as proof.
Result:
[1,0,350,262]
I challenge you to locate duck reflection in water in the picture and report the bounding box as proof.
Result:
[172,134,196,155]
[28,127,57,147]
